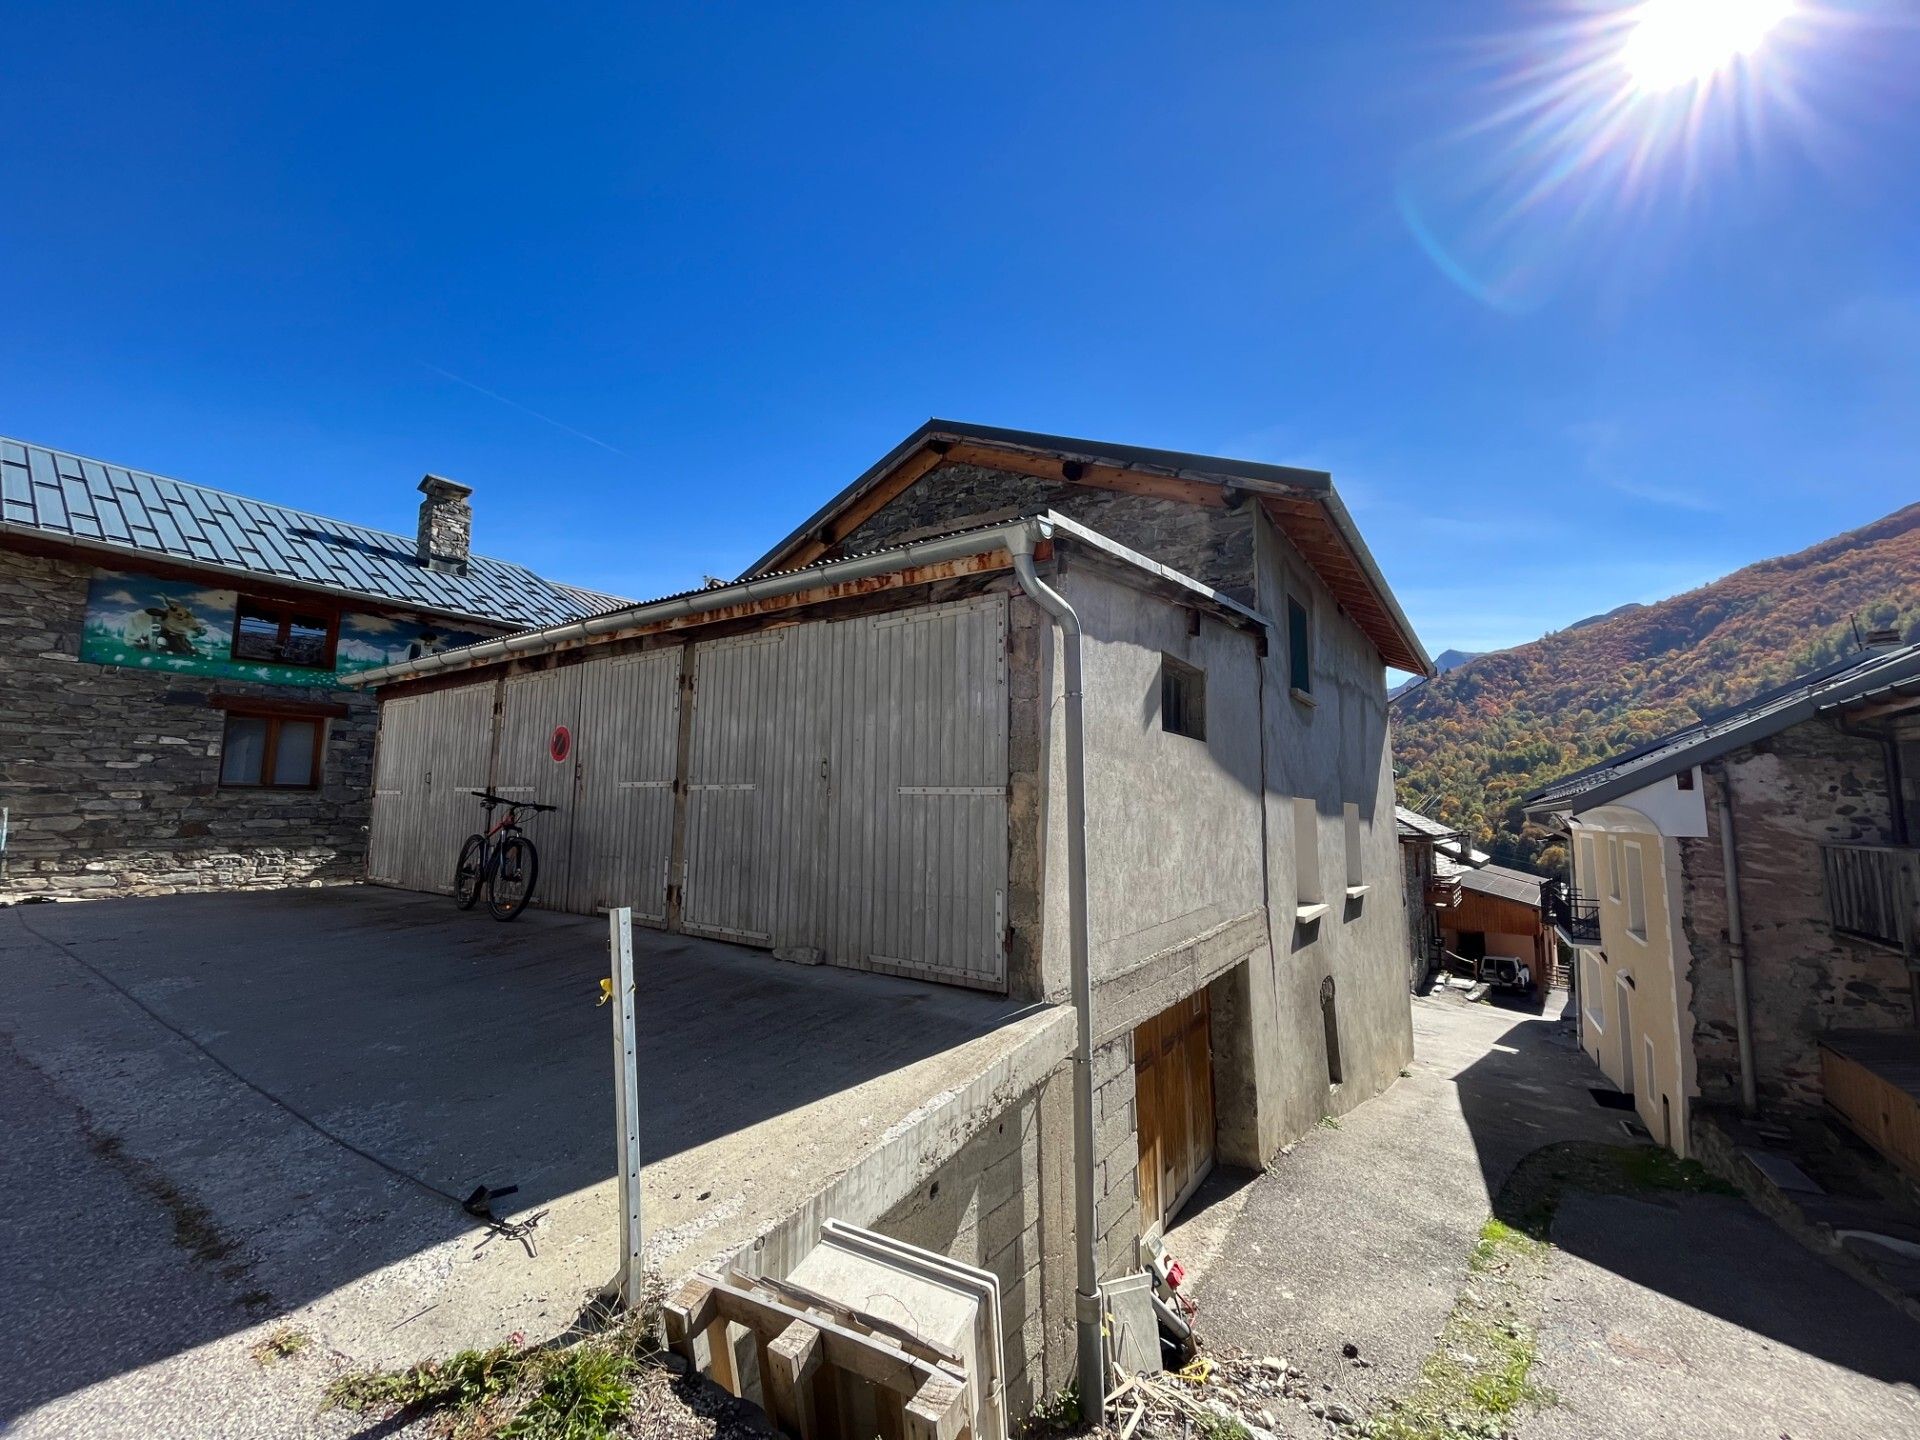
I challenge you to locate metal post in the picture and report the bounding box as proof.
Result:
[608,906,646,1309]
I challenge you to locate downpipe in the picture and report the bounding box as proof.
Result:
[1710,765,1759,1116]
[1007,523,1105,1421]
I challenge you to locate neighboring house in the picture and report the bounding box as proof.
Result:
[1395,805,1463,987]
[1526,640,1920,1168]
[1441,863,1554,982]
[0,436,620,895]
[351,422,1433,1337]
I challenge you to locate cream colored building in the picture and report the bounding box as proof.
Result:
[1529,642,1920,1165]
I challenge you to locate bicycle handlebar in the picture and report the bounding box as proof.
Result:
[468,790,559,813]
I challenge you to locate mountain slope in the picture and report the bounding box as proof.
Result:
[1389,647,1484,698]
[1392,502,1920,872]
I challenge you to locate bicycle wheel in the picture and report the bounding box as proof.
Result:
[487,835,539,921]
[454,835,487,910]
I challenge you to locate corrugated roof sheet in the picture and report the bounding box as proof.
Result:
[1526,641,1920,816]
[1459,863,1549,907]
[0,435,626,628]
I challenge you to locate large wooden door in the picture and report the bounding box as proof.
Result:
[1134,991,1216,1233]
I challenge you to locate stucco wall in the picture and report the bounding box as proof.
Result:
[1249,507,1414,1150]
[1047,565,1268,994]
[0,547,379,895]
[1572,811,1691,1153]
[1681,724,1915,1112]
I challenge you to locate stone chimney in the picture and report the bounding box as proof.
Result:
[416,475,473,575]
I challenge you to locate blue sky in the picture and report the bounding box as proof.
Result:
[2,2,1915,661]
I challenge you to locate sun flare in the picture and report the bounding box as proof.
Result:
[1621,0,1794,91]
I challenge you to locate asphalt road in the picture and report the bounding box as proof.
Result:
[1175,988,1920,1439]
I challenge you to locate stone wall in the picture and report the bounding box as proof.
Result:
[841,463,1258,604]
[3,546,371,895]
[1681,722,1917,1111]
[1401,842,1436,989]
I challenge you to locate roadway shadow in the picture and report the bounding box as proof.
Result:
[1448,998,1920,1388]
[0,885,1033,1423]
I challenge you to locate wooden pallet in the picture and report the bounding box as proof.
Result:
[664,1270,973,1440]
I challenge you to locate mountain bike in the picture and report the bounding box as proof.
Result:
[455,791,557,921]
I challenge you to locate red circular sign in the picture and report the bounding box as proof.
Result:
[549,725,572,763]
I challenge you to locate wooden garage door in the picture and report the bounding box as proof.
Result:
[1134,991,1216,1232]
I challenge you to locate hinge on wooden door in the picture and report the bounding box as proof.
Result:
[678,672,695,693]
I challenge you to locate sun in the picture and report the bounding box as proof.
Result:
[1621,0,1794,91]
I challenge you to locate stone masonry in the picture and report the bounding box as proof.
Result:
[1680,721,1916,1111]
[841,462,1258,604]
[5,547,375,895]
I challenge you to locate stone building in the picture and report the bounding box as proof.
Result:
[0,435,619,896]
[1395,805,1463,988]
[1526,640,1920,1162]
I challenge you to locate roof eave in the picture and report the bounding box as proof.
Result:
[0,521,540,632]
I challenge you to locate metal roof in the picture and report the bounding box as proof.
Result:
[345,509,1270,688]
[1458,864,1548,907]
[0,435,627,629]
[1525,641,1920,818]
[1395,805,1461,842]
[743,419,1433,676]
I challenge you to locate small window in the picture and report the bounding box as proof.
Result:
[1321,976,1343,1087]
[219,712,324,789]
[1676,768,1695,792]
[1159,655,1206,740]
[1608,836,1622,901]
[232,598,336,670]
[1624,842,1648,940]
[1343,802,1363,891]
[1287,596,1312,697]
[1576,834,1597,895]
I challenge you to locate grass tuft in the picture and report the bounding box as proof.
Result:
[504,1346,633,1439]
[251,1326,312,1366]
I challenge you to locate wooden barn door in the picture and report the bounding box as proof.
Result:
[1134,991,1216,1233]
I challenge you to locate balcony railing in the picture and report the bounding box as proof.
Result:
[1542,884,1602,946]
[1820,842,1920,963]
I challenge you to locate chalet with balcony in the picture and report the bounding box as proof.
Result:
[1525,639,1920,1173]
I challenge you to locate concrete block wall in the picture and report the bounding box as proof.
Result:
[877,1055,1077,1417]
[0,548,377,895]
[1091,1034,1142,1278]
[1681,725,1916,1111]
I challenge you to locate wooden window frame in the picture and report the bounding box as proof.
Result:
[216,707,330,791]
[1159,653,1207,741]
[1286,594,1314,703]
[230,595,341,671]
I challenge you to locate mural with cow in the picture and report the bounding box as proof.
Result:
[79,570,487,686]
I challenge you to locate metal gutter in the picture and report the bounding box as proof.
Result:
[344,511,1270,689]
[1710,765,1759,1116]
[1004,526,1105,1420]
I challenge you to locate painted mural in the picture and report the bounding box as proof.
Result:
[79,570,487,688]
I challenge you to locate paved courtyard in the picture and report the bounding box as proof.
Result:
[0,886,1058,1439]
[1172,989,1920,1439]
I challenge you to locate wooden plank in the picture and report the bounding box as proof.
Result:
[779,443,954,569]
[902,1370,969,1440]
[663,1276,718,1354]
[705,1282,942,1396]
[943,442,1228,509]
[765,1321,825,1440]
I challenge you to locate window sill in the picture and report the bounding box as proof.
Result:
[1345,884,1370,900]
[1295,902,1330,924]
[1626,929,1649,947]
[1290,686,1317,708]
